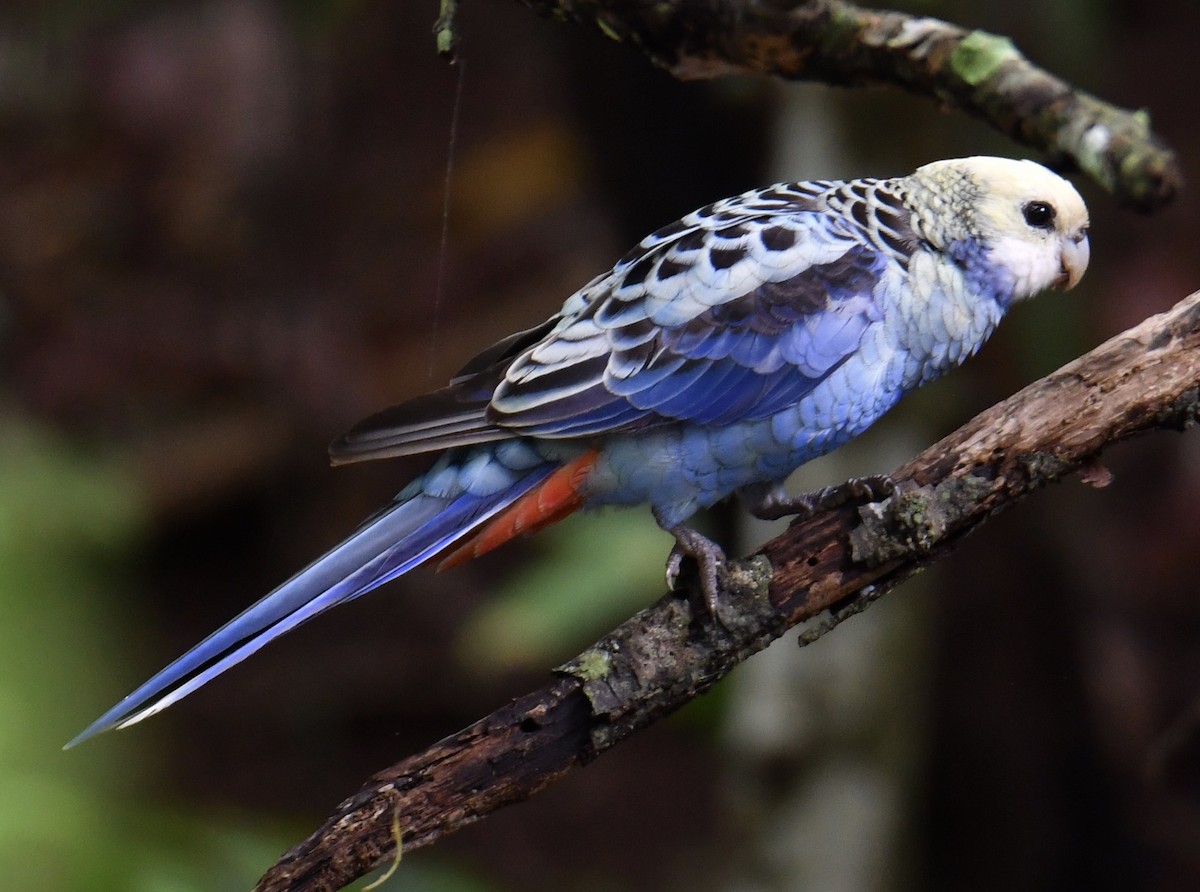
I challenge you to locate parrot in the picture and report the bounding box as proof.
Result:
[67,156,1090,748]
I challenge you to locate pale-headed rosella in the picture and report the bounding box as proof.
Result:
[68,156,1090,747]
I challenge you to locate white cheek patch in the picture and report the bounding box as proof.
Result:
[988,233,1060,300]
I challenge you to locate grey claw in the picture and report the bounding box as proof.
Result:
[655,510,727,620]
[747,474,897,522]
[665,546,685,592]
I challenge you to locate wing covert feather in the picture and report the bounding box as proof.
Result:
[333,178,911,461]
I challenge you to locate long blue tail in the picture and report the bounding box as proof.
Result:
[66,457,556,748]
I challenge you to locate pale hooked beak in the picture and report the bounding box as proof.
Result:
[1058,229,1090,290]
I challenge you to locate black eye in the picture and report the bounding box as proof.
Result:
[1022,200,1056,230]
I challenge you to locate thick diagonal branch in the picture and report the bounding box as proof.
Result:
[512,0,1179,211]
[254,291,1200,891]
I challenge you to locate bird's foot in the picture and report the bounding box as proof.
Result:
[748,474,897,522]
[658,515,728,620]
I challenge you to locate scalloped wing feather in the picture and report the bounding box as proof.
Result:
[331,178,909,462]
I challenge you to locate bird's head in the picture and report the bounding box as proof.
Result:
[911,156,1090,302]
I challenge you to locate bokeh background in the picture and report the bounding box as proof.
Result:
[4,1,1200,890]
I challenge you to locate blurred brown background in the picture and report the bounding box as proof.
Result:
[4,1,1200,890]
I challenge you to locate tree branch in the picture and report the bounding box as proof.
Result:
[254,291,1200,891]
[512,0,1180,211]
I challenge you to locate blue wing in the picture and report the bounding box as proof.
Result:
[490,194,897,435]
[331,181,906,463]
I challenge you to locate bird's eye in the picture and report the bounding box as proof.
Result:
[1022,200,1056,230]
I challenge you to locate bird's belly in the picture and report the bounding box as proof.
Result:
[582,359,904,528]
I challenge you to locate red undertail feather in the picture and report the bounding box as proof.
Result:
[437,449,600,571]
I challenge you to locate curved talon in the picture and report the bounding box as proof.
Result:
[664,546,685,592]
[655,510,727,619]
[841,474,896,504]
[745,474,897,522]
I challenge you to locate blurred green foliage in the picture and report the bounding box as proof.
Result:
[0,416,282,889]
[457,509,733,735]
[0,413,503,889]
[456,511,673,670]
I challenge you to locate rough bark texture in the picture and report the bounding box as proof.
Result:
[254,292,1200,892]
[514,0,1180,211]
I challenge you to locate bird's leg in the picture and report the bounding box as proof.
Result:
[742,475,896,522]
[655,507,727,619]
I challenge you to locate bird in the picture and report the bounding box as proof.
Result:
[67,156,1090,747]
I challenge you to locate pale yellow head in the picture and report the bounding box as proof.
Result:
[910,156,1090,301]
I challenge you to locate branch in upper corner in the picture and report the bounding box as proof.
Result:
[433,0,460,60]
[513,0,1181,211]
[255,292,1200,892]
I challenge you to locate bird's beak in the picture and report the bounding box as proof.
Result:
[1058,230,1090,290]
